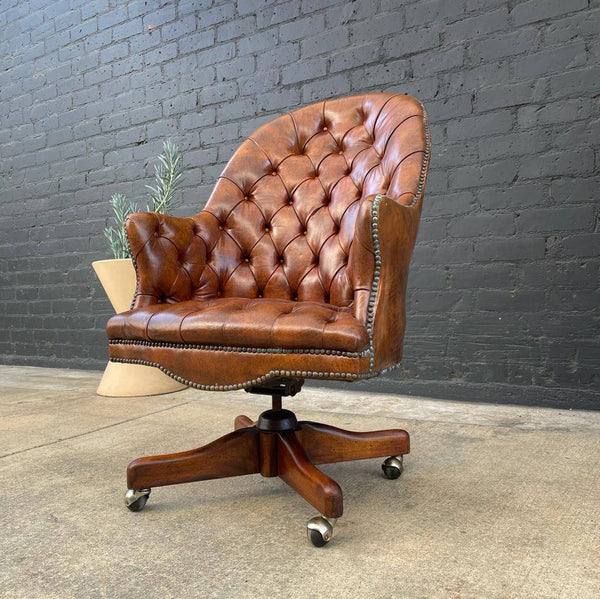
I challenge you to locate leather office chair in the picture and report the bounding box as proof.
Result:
[107,92,430,546]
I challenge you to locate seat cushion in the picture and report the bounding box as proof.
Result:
[107,298,369,353]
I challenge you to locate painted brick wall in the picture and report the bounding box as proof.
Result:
[1,0,599,407]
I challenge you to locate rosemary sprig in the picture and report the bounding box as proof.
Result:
[103,194,139,259]
[103,140,186,259]
[145,139,185,214]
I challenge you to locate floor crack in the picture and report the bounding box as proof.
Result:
[0,401,192,459]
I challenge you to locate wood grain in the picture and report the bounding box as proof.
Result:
[127,427,260,489]
[297,421,409,465]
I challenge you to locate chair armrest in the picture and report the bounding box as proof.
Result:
[126,212,210,308]
[349,194,422,371]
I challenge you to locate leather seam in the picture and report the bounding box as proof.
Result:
[268,309,292,348]
[289,112,300,150]
[218,175,246,196]
[372,94,399,138]
[294,262,319,292]
[145,310,159,341]
[260,261,281,292]
[133,229,155,261]
[349,145,371,170]
[220,258,243,291]
[380,113,422,157]
[221,197,246,226]
[327,260,348,295]
[313,228,337,258]
[337,197,360,231]
[387,149,426,189]
[178,307,201,344]
[247,136,275,170]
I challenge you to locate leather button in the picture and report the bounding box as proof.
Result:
[265,225,270,232]
[244,195,249,200]
[218,225,224,230]
[302,229,307,235]
[257,293,263,298]
[293,295,298,301]
[288,200,293,205]
[322,126,328,131]
[279,257,284,263]
[338,151,343,155]
[271,171,277,176]
[244,257,250,263]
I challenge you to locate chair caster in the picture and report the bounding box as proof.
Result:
[124,488,151,512]
[307,515,335,547]
[382,455,404,480]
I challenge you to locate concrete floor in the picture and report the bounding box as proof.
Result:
[1,365,599,599]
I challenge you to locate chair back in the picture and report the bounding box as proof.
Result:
[196,93,429,306]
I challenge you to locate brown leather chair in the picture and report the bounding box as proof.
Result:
[108,92,430,546]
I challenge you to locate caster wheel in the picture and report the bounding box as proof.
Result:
[307,515,335,547]
[124,489,151,512]
[382,455,404,480]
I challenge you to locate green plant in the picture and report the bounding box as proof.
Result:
[103,194,138,259]
[103,140,185,259]
[145,139,185,213]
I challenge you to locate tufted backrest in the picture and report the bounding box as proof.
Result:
[191,93,428,310]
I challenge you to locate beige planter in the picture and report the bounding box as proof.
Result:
[92,258,136,313]
[92,258,187,397]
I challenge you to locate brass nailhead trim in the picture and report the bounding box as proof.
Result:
[366,193,382,371]
[409,104,431,208]
[108,339,366,358]
[125,219,140,311]
[109,357,367,391]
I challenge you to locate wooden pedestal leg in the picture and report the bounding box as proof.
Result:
[277,431,343,519]
[127,427,260,490]
[297,421,410,465]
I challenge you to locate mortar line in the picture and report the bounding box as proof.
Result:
[0,401,192,459]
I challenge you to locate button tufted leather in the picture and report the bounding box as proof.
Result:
[108,297,369,352]
[107,93,430,389]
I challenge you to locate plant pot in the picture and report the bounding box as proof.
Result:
[92,258,187,397]
[92,258,136,313]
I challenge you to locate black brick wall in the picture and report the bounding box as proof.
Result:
[1,0,599,408]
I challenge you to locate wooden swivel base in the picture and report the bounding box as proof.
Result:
[124,391,410,546]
